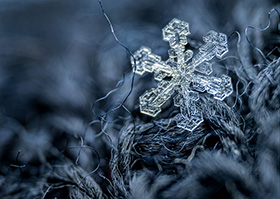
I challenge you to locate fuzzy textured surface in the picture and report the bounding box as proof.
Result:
[0,0,279,198]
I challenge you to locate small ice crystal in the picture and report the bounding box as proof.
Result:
[131,18,233,131]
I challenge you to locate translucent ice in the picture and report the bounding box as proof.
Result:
[131,19,233,131]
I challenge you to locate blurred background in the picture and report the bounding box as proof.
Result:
[0,0,279,198]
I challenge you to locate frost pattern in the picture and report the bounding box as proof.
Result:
[131,18,233,131]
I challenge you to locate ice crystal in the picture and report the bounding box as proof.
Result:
[131,19,233,131]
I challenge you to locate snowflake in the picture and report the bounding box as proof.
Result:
[131,18,233,131]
